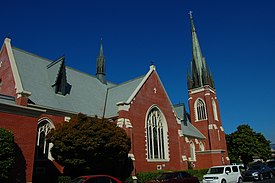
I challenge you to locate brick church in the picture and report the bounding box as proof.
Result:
[0,14,229,182]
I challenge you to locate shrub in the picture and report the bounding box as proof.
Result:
[0,128,15,182]
[58,176,71,183]
[125,169,208,183]
[187,169,208,181]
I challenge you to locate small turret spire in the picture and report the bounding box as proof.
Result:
[96,38,107,84]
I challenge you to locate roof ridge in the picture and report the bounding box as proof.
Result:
[12,46,53,63]
[108,74,145,89]
[12,46,117,86]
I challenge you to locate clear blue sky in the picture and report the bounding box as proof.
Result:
[1,0,275,143]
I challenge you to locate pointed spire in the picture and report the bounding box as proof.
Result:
[96,38,107,84]
[187,11,215,90]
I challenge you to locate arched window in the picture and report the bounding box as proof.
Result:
[195,99,207,121]
[190,141,196,160]
[36,119,54,159]
[199,142,205,151]
[146,107,168,160]
[212,98,218,121]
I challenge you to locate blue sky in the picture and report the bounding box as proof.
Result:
[1,0,275,143]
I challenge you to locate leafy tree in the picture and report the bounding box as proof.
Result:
[226,124,271,166]
[48,113,132,180]
[0,128,15,183]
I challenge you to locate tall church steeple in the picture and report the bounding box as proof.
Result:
[187,11,215,90]
[96,38,107,84]
[186,12,229,166]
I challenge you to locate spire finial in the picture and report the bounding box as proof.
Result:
[188,10,193,19]
[99,37,104,56]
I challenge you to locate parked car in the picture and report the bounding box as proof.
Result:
[242,163,273,181]
[267,160,275,175]
[71,175,122,183]
[146,171,199,183]
[203,165,243,183]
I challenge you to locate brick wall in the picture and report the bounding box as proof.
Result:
[0,44,16,97]
[118,71,185,172]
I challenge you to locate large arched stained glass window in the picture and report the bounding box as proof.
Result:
[36,119,54,159]
[146,107,168,160]
[195,99,207,121]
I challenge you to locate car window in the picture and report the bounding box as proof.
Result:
[232,166,238,172]
[225,167,231,173]
[208,167,224,174]
[249,165,261,170]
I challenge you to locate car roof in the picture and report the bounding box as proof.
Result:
[80,175,116,179]
[210,165,236,168]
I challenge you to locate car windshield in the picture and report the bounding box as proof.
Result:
[248,165,261,170]
[71,177,87,183]
[208,167,224,174]
[157,173,174,180]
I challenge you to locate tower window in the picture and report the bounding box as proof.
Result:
[195,99,207,121]
[212,98,218,121]
[146,107,168,160]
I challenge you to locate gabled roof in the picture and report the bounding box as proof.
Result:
[9,45,147,118]
[11,47,115,116]
[105,76,145,117]
[173,104,205,139]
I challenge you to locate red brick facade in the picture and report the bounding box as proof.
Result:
[118,70,186,173]
[0,38,229,182]
[0,43,16,97]
[188,86,229,168]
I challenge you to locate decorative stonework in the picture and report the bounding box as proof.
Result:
[182,155,187,161]
[117,118,132,128]
[178,130,183,136]
[64,116,71,122]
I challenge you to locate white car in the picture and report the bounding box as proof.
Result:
[203,165,243,183]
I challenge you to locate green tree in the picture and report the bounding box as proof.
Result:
[0,128,15,183]
[48,113,133,180]
[226,124,271,166]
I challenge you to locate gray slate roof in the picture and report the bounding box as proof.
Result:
[12,47,143,117]
[173,104,205,139]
